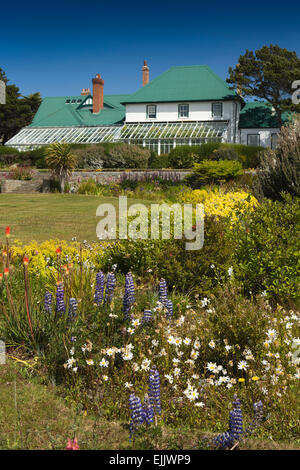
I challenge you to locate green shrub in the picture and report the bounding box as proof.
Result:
[74,143,150,169]
[76,178,103,195]
[255,116,300,201]
[210,147,239,162]
[148,152,171,169]
[107,143,150,169]
[74,144,105,169]
[229,193,300,304]
[168,142,221,168]
[102,217,234,295]
[185,160,243,187]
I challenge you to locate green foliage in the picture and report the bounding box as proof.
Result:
[74,143,150,169]
[0,67,41,145]
[255,116,300,200]
[185,160,243,187]
[102,217,234,295]
[227,44,300,125]
[77,178,104,195]
[148,152,171,169]
[230,194,300,303]
[45,142,77,193]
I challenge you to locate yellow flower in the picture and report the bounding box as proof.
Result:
[238,378,245,383]
[252,376,259,381]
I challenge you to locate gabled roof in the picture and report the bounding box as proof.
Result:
[29,94,130,128]
[122,65,238,104]
[239,102,292,128]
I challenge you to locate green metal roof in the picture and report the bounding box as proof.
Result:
[29,94,130,128]
[122,65,238,104]
[239,102,292,128]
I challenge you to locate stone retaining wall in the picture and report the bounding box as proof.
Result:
[0,170,190,193]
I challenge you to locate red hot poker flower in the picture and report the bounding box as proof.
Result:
[5,227,10,238]
[65,437,79,450]
[4,268,9,277]
[56,247,62,254]
[23,257,29,266]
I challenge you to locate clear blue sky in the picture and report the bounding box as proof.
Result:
[1,0,300,98]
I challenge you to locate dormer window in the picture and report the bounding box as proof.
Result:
[212,102,222,117]
[65,99,71,104]
[178,103,189,118]
[71,99,76,103]
[146,104,157,119]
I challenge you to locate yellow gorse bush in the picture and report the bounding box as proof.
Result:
[10,239,107,277]
[180,189,258,223]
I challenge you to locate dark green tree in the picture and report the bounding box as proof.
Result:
[0,67,41,145]
[227,45,300,126]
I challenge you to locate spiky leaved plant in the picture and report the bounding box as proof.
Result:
[45,142,77,193]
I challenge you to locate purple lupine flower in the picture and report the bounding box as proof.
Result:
[142,394,154,424]
[68,298,78,321]
[94,271,105,306]
[104,272,116,305]
[56,282,66,315]
[229,397,243,441]
[142,309,152,324]
[123,272,135,320]
[244,400,264,437]
[148,366,161,415]
[44,291,52,315]
[159,278,168,306]
[165,299,173,319]
[129,393,143,440]
[212,396,263,449]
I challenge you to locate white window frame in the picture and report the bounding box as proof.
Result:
[146,104,157,119]
[212,102,223,117]
[247,133,260,146]
[178,103,189,118]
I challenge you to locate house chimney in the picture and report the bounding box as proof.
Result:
[142,60,149,87]
[81,87,91,96]
[92,74,104,113]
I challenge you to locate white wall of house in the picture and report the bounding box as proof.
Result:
[239,128,279,148]
[125,100,236,124]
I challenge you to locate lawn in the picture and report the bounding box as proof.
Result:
[0,194,150,244]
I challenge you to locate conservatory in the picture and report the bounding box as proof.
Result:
[6,121,227,154]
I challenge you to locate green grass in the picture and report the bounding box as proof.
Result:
[0,194,151,244]
[1,361,298,450]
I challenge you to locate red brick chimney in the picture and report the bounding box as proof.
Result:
[92,74,104,113]
[142,60,149,87]
[81,88,91,96]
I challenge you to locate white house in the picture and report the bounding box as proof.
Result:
[5,62,286,154]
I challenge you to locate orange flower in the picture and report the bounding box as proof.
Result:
[5,227,10,238]
[2,251,7,257]
[23,257,29,266]
[4,268,9,277]
[0,273,3,281]
[56,247,61,254]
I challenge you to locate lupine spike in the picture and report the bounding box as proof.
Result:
[56,282,66,315]
[165,299,173,319]
[213,396,263,449]
[44,291,52,315]
[129,393,143,440]
[142,309,152,324]
[104,272,116,305]
[159,278,168,306]
[142,394,154,424]
[148,366,161,415]
[68,298,78,321]
[94,271,105,306]
[123,272,135,320]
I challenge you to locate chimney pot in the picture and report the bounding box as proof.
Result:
[92,74,104,113]
[81,87,91,96]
